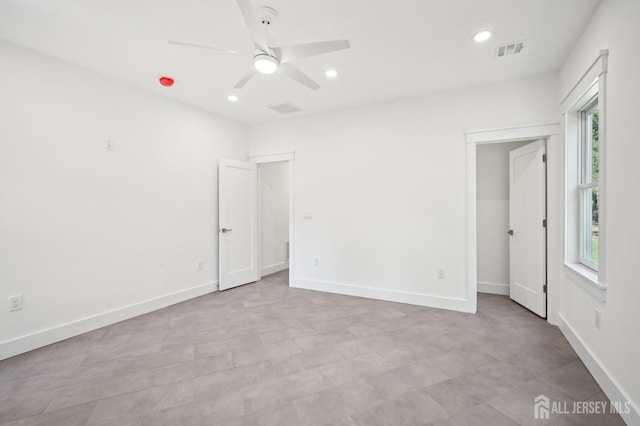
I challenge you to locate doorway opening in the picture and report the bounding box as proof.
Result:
[476,139,547,318]
[251,153,294,287]
[258,161,290,279]
[476,140,533,297]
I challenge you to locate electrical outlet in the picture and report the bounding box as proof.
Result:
[105,139,115,151]
[594,309,601,329]
[314,257,319,267]
[437,268,445,279]
[9,295,22,312]
[196,260,203,271]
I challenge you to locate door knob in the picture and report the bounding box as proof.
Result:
[507,229,514,236]
[220,228,232,233]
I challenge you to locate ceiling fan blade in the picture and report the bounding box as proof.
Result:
[234,68,258,89]
[167,40,248,55]
[274,40,351,64]
[279,63,320,91]
[236,0,270,53]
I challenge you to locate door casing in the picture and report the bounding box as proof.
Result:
[465,123,560,321]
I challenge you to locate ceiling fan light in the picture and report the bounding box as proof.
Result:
[254,55,278,74]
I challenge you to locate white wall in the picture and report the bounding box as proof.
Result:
[556,0,640,422]
[259,162,289,275]
[476,141,529,295]
[249,72,559,313]
[0,40,248,359]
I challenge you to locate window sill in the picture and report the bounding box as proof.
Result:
[563,262,607,303]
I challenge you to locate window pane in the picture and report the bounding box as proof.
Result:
[590,109,599,183]
[591,187,599,265]
[582,187,599,266]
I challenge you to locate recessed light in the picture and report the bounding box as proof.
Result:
[227,95,239,102]
[325,69,338,78]
[473,30,492,43]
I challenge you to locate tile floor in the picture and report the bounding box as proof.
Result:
[0,271,625,425]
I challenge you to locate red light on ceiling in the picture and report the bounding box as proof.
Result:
[159,76,174,87]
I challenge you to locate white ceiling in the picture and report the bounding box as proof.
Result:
[0,0,600,124]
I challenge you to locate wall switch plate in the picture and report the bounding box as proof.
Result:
[437,268,445,279]
[314,257,319,267]
[303,211,313,220]
[9,295,22,312]
[196,260,203,271]
[595,309,601,329]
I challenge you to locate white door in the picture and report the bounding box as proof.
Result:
[509,140,546,317]
[219,159,259,290]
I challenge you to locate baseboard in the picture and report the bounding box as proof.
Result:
[292,277,474,313]
[261,262,289,276]
[0,281,218,361]
[477,281,510,295]
[558,313,640,425]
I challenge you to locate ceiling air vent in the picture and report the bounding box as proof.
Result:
[495,40,526,58]
[267,103,302,114]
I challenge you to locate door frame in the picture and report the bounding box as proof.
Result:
[465,123,559,321]
[249,152,295,286]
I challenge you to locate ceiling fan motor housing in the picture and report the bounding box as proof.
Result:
[257,6,277,26]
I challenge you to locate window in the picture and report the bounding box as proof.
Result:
[579,99,599,270]
[561,50,607,292]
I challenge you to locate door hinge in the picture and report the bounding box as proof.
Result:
[542,154,547,162]
[543,284,547,293]
[543,219,547,228]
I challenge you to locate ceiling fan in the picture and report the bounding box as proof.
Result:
[167,0,350,91]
